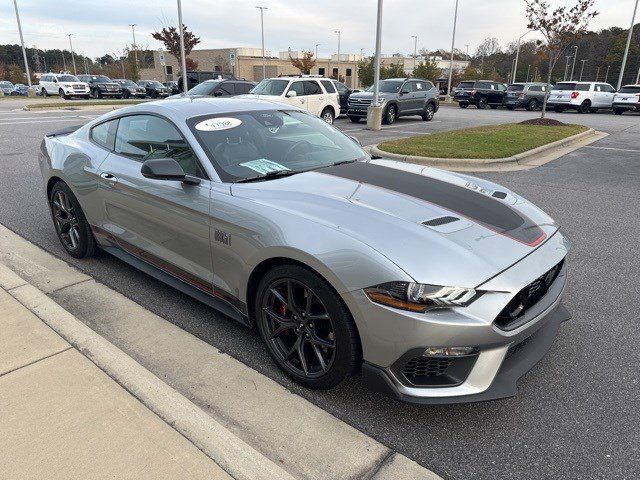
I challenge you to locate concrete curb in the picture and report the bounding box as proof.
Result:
[370,128,598,170]
[0,262,295,480]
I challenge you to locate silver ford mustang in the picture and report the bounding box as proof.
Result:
[38,97,570,404]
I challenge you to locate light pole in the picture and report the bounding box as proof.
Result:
[595,66,600,81]
[12,0,32,88]
[256,6,267,80]
[605,65,610,83]
[512,30,532,83]
[446,0,459,99]
[129,24,138,69]
[367,0,384,130]
[570,45,578,80]
[62,52,67,73]
[82,52,88,74]
[334,30,341,80]
[579,59,587,81]
[67,34,77,75]
[176,1,188,93]
[464,44,469,60]
[120,57,126,78]
[564,55,571,80]
[618,0,639,90]
[315,43,320,60]
[411,35,418,71]
[526,64,531,82]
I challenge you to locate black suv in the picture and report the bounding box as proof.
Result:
[332,80,359,115]
[113,79,147,99]
[171,79,255,98]
[77,74,122,99]
[138,80,170,99]
[454,80,506,109]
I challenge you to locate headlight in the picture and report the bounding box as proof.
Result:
[364,281,481,313]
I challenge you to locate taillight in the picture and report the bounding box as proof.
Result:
[470,89,477,96]
[571,91,579,99]
[518,93,525,98]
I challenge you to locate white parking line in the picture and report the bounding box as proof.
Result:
[0,116,89,121]
[0,118,87,126]
[583,145,640,153]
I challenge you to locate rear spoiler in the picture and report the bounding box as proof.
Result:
[45,125,83,138]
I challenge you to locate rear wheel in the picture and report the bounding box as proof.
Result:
[459,102,468,109]
[422,103,435,121]
[527,98,539,111]
[578,100,591,114]
[613,107,625,115]
[255,265,360,389]
[320,107,335,125]
[49,182,97,259]
[383,104,397,125]
[477,97,488,109]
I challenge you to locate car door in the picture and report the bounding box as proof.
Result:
[601,83,616,108]
[303,80,324,115]
[411,80,427,111]
[398,81,413,113]
[48,76,59,94]
[96,113,213,286]
[285,81,308,112]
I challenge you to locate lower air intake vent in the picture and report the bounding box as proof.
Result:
[422,216,459,227]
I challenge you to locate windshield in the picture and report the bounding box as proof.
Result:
[148,81,164,87]
[366,80,403,93]
[0,81,14,87]
[119,80,138,87]
[251,79,288,96]
[188,110,367,182]
[457,82,475,89]
[93,76,112,83]
[507,84,525,91]
[619,86,640,93]
[187,81,219,96]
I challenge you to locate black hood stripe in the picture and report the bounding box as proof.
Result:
[321,162,546,247]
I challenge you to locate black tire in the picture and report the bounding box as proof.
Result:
[255,264,360,390]
[578,100,590,114]
[422,103,435,121]
[459,102,469,109]
[150,90,158,99]
[41,88,48,97]
[506,105,516,111]
[59,89,69,100]
[122,90,130,99]
[383,104,397,125]
[49,182,97,259]
[349,116,361,123]
[477,97,488,109]
[95,89,103,99]
[554,106,565,113]
[115,95,122,99]
[526,98,539,111]
[320,107,335,125]
[613,107,625,115]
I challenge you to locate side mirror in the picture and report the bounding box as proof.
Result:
[141,158,200,185]
[286,90,297,98]
[352,89,361,93]
[213,90,223,97]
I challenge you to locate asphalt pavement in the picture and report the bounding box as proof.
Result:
[0,102,638,480]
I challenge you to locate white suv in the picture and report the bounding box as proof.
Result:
[242,76,341,124]
[39,73,90,99]
[612,84,640,115]
[547,81,615,113]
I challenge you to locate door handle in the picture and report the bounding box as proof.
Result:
[100,172,118,186]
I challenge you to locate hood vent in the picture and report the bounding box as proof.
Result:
[422,216,459,227]
[492,191,508,199]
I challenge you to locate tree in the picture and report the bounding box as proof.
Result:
[525,0,598,117]
[290,51,316,74]
[151,25,200,73]
[357,56,375,87]
[383,62,405,79]
[412,59,440,81]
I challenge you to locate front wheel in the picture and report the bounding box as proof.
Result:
[383,104,396,125]
[477,97,488,109]
[422,103,435,121]
[613,107,625,115]
[527,99,539,111]
[255,265,360,389]
[41,88,48,97]
[320,107,335,125]
[459,102,468,109]
[49,182,97,259]
[58,89,69,100]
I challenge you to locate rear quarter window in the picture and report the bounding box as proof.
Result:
[90,119,118,150]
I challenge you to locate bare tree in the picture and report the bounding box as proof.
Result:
[475,37,501,58]
[525,0,598,118]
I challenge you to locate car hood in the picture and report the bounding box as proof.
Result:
[349,91,397,101]
[230,159,558,288]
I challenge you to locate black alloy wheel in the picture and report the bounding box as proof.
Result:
[578,100,590,114]
[422,103,435,121]
[477,96,488,109]
[49,182,97,258]
[383,104,397,125]
[527,98,539,111]
[256,265,360,389]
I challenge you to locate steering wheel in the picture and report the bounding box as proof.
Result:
[283,140,313,164]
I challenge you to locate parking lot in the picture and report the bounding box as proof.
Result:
[1,102,639,479]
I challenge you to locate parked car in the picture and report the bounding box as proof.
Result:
[347,78,439,124]
[0,81,15,95]
[454,80,506,109]
[504,82,550,111]
[332,80,359,115]
[138,80,170,99]
[242,76,341,124]
[547,81,615,113]
[113,79,147,99]
[165,81,179,95]
[177,71,233,91]
[77,75,122,99]
[612,84,640,115]
[39,97,570,403]
[11,83,29,96]
[39,73,90,99]
[169,79,255,99]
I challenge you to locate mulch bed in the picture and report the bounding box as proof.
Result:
[519,118,567,126]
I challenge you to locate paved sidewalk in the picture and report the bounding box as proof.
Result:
[0,286,231,480]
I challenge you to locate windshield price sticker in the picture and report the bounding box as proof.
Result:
[195,117,242,131]
[239,159,290,175]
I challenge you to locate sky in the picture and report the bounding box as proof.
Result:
[0,0,634,60]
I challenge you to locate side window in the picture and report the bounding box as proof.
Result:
[288,81,305,96]
[114,115,203,177]
[335,82,349,94]
[320,80,337,93]
[412,82,424,91]
[424,81,434,90]
[218,82,234,95]
[603,84,615,93]
[91,119,118,151]
[476,82,489,89]
[497,83,506,91]
[303,80,322,95]
[236,82,253,94]
[400,82,412,93]
[529,86,541,92]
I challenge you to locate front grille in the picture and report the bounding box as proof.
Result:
[393,351,478,387]
[495,259,564,331]
[403,357,452,378]
[349,98,372,106]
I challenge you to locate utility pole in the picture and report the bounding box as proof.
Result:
[636,65,640,84]
[605,65,610,83]
[367,0,384,131]
[618,0,639,90]
[256,6,267,80]
[177,1,188,93]
[335,30,341,80]
[120,57,125,78]
[564,55,571,80]
[315,43,320,61]
[67,34,77,75]
[579,59,587,81]
[83,52,88,74]
[62,52,67,73]
[526,64,531,82]
[129,24,138,69]
[595,66,600,81]
[447,0,459,99]
[411,35,418,71]
[533,65,538,82]
[570,45,578,80]
[12,0,32,88]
